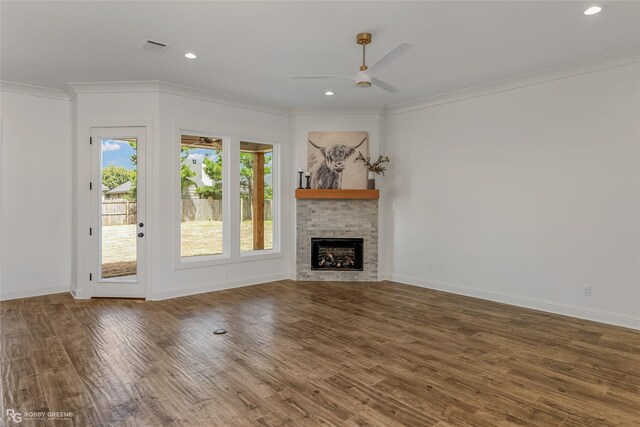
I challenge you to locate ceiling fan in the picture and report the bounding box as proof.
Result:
[289,32,413,93]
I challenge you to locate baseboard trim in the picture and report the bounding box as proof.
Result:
[0,285,70,301]
[390,274,640,331]
[70,287,90,300]
[149,272,294,301]
[378,272,393,281]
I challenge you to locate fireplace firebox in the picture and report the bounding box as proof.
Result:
[311,238,364,271]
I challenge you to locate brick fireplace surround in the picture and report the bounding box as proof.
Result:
[296,196,378,281]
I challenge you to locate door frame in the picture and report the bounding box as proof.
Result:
[89,126,146,298]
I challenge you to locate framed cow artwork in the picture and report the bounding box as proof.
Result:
[307,131,369,189]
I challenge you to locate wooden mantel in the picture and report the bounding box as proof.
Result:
[295,189,379,200]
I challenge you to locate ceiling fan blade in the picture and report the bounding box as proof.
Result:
[289,75,354,80]
[371,77,399,93]
[367,42,414,75]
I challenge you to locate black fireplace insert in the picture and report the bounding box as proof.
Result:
[311,238,364,271]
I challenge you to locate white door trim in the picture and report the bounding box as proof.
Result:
[90,126,146,298]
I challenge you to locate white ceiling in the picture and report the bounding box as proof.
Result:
[2,1,639,108]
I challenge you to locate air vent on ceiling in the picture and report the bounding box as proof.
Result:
[141,39,169,52]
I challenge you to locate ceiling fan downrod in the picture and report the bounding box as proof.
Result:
[356,32,372,71]
[356,32,372,87]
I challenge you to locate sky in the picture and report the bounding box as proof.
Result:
[102,141,220,170]
[101,141,269,171]
[185,148,218,163]
[101,139,136,170]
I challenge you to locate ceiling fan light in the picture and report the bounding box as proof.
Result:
[356,71,372,88]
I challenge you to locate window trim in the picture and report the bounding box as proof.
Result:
[173,124,282,272]
[175,127,230,267]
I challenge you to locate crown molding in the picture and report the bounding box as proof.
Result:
[289,106,386,116]
[5,47,639,116]
[0,81,70,101]
[386,48,640,116]
[65,80,289,116]
[65,80,159,98]
[157,81,289,116]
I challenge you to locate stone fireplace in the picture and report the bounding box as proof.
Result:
[296,192,378,281]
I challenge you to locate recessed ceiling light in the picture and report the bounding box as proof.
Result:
[185,52,197,59]
[584,6,602,15]
[325,91,335,96]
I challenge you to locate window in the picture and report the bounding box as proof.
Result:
[240,141,274,252]
[99,137,138,280]
[180,134,224,258]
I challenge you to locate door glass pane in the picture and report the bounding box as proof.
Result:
[240,141,273,252]
[180,134,224,258]
[100,138,137,280]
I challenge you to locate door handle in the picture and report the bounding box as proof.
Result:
[138,232,144,238]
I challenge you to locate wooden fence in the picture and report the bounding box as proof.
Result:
[240,198,273,222]
[181,199,223,222]
[102,199,137,226]
[102,198,271,225]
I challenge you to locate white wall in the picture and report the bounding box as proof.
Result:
[70,84,292,299]
[1,86,72,299]
[72,89,159,298]
[153,91,292,299]
[289,108,388,277]
[3,65,638,332]
[385,62,640,329]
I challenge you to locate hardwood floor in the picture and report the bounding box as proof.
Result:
[1,280,639,426]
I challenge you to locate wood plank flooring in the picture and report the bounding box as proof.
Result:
[1,280,639,426]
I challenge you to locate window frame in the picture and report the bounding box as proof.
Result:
[175,127,230,268]
[173,125,282,271]
[238,139,280,257]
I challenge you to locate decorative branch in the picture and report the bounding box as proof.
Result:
[354,152,390,176]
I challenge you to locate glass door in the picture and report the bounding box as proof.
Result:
[90,127,146,298]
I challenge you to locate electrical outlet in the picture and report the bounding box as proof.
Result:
[224,269,229,279]
[31,269,38,278]
[583,286,592,297]
[427,263,433,273]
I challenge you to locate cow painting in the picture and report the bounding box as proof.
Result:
[307,132,369,189]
